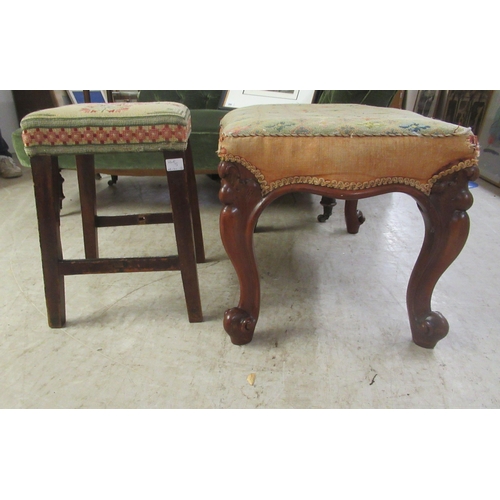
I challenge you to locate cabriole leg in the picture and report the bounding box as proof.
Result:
[218,161,264,345]
[407,166,479,348]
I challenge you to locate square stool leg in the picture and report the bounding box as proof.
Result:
[76,154,99,259]
[164,150,203,323]
[23,100,204,326]
[31,155,66,327]
[32,149,204,326]
[185,143,205,264]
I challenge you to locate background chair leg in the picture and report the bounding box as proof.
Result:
[317,196,337,222]
[345,200,365,234]
[31,155,66,328]
[58,169,65,210]
[407,165,479,348]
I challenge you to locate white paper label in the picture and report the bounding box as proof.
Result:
[165,158,184,171]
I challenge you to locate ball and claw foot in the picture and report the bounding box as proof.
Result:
[223,307,257,345]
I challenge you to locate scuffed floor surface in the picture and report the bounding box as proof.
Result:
[1,166,499,408]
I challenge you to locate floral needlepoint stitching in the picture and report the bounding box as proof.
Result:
[399,123,431,134]
[292,126,311,135]
[149,127,159,141]
[22,122,186,149]
[81,104,132,114]
[59,128,69,144]
[46,129,57,145]
[109,127,121,143]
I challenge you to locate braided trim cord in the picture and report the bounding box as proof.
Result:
[428,159,479,188]
[222,129,470,139]
[219,154,479,197]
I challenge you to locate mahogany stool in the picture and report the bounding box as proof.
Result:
[217,104,479,348]
[21,101,205,326]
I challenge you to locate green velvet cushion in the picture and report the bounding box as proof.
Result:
[318,90,397,107]
[138,90,224,110]
[191,109,227,133]
[138,91,227,174]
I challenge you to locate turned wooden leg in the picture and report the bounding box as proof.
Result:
[76,154,99,259]
[407,165,479,348]
[31,155,66,328]
[218,161,264,345]
[344,200,365,234]
[164,151,203,323]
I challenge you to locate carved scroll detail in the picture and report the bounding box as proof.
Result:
[407,165,479,348]
[223,307,257,345]
[218,161,264,345]
[219,153,478,197]
[218,156,479,349]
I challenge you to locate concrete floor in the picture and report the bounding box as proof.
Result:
[1,164,499,408]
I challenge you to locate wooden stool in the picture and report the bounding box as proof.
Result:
[22,101,205,326]
[217,104,479,348]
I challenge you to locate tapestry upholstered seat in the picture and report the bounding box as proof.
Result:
[22,101,205,326]
[13,90,225,177]
[217,103,479,348]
